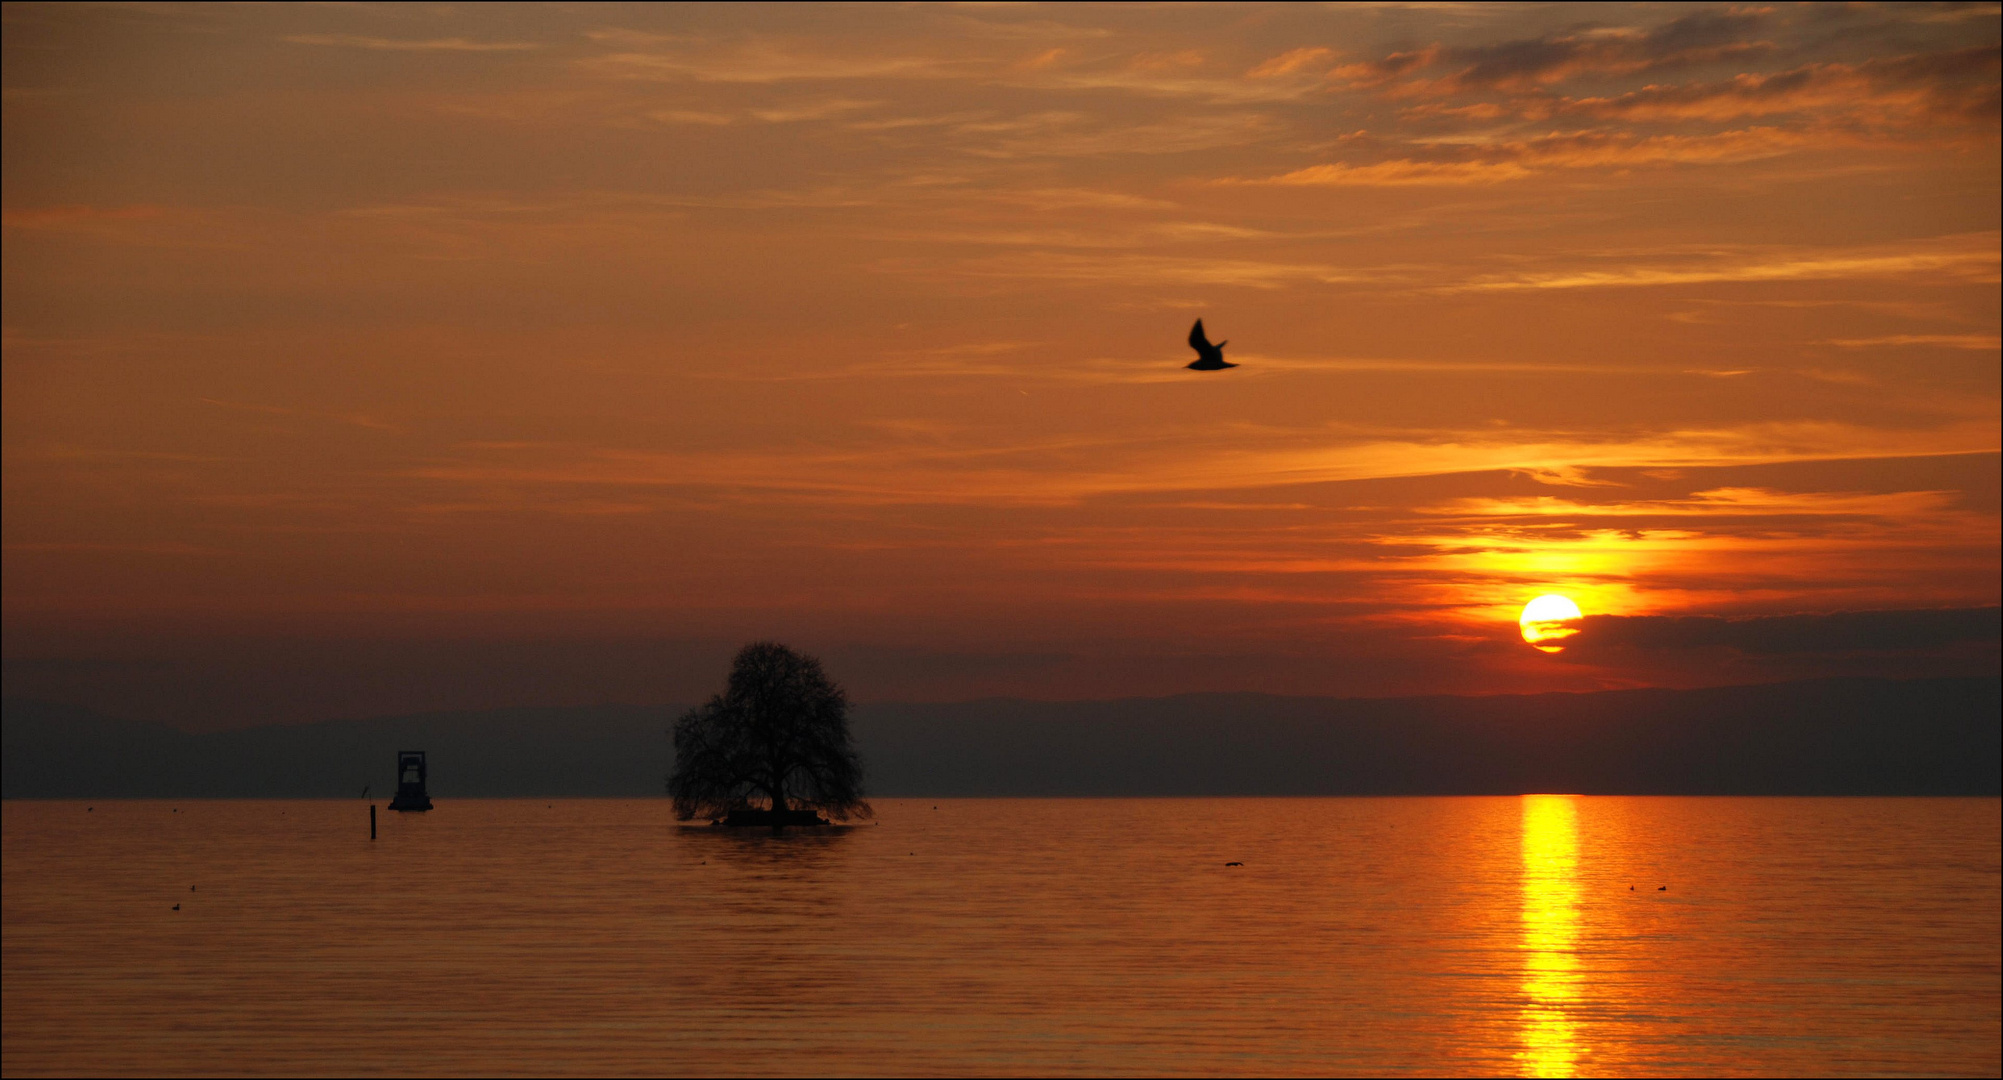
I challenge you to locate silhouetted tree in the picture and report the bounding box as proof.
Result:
[669,642,871,822]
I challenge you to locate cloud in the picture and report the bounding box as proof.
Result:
[1244,127,1834,187]
[397,423,2003,514]
[1559,45,2003,125]
[1256,160,1535,186]
[0,204,218,249]
[877,250,1369,291]
[2,204,167,229]
[1424,487,1961,521]
[1004,65,1327,105]
[581,31,962,83]
[1248,47,1336,78]
[1571,606,2001,654]
[951,110,1283,159]
[1326,21,1996,150]
[282,34,540,53]
[1452,233,2002,292]
[749,98,878,123]
[1824,334,2002,351]
[577,26,1316,103]
[1336,8,1775,95]
[5,541,220,556]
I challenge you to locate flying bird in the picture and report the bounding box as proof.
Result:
[1186,319,1236,371]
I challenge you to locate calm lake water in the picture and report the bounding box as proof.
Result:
[3,797,1998,1076]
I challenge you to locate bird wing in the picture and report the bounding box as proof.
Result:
[1188,319,1212,351]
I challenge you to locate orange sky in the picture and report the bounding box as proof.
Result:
[4,3,1998,726]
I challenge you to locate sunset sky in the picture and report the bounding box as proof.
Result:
[4,2,1997,727]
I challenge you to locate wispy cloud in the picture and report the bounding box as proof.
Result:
[581,30,964,83]
[877,250,1372,290]
[1558,46,2002,125]
[2,203,167,228]
[1452,234,2001,292]
[1243,127,1836,187]
[1421,487,1960,520]
[1248,47,1336,79]
[1824,334,2001,350]
[283,34,540,53]
[398,422,2002,509]
[1333,7,1777,95]
[1572,606,2001,654]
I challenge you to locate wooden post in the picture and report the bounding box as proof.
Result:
[370,803,377,840]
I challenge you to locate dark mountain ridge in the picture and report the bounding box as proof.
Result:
[5,676,1996,798]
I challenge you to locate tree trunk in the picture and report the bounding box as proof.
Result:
[765,765,787,814]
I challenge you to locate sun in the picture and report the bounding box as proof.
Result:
[1520,594,1583,653]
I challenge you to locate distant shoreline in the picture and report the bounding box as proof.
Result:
[7,675,1997,799]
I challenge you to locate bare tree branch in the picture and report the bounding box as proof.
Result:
[668,642,872,823]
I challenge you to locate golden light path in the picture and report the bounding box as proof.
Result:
[1520,594,1584,653]
[1518,794,1584,1077]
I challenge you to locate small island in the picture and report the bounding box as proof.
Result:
[668,642,871,829]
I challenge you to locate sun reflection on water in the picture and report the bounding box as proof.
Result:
[1519,795,1583,1077]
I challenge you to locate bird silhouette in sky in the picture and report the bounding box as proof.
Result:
[1186,319,1235,370]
